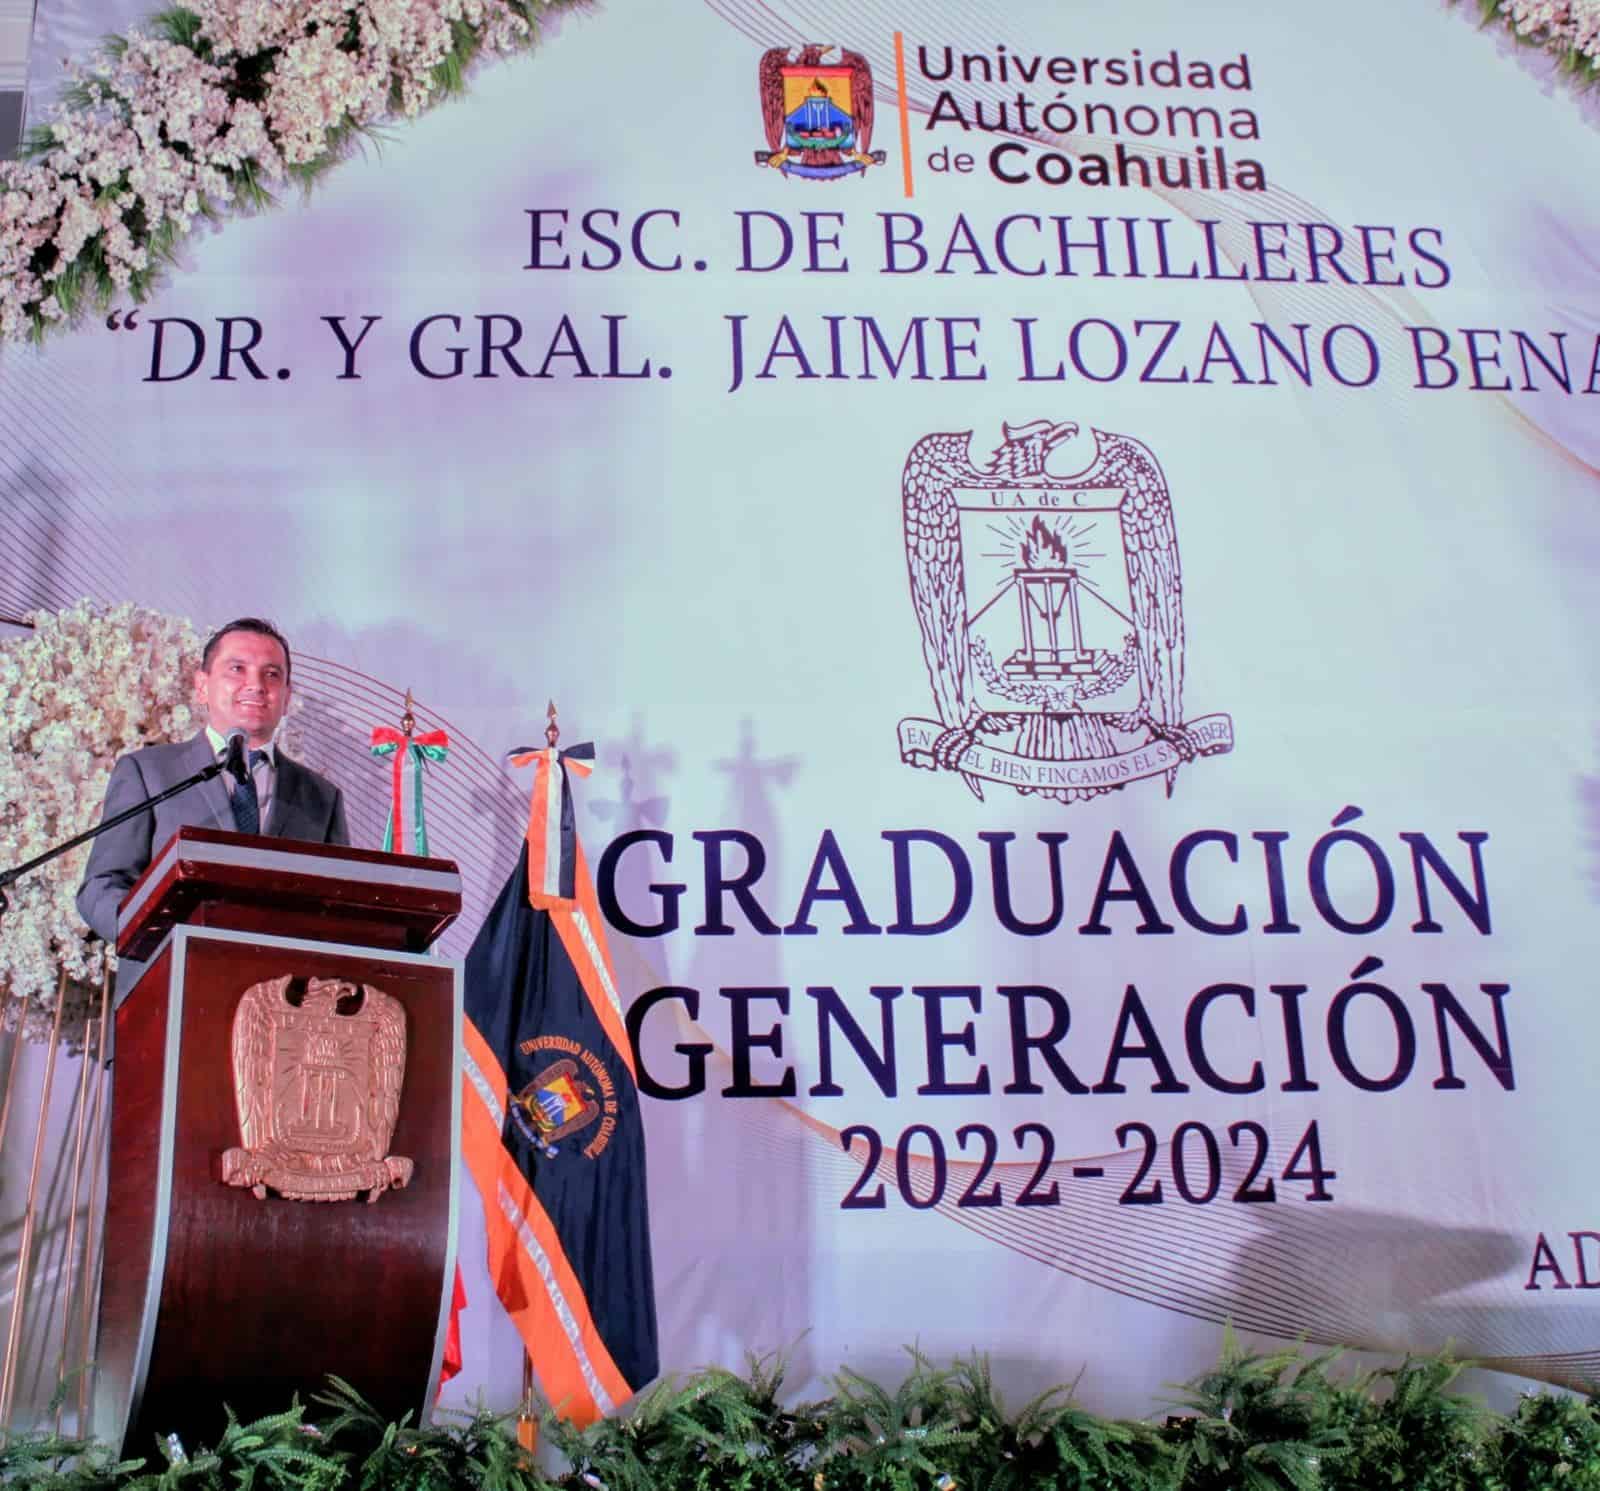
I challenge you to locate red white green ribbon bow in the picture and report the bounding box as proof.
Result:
[370,726,450,856]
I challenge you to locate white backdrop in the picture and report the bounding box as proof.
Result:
[3,0,1599,1425]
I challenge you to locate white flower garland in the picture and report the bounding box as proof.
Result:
[0,602,200,1039]
[2,0,1589,342]
[0,0,563,342]
[1479,0,1600,83]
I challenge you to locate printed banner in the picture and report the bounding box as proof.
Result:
[6,0,1600,1419]
[898,715,1235,791]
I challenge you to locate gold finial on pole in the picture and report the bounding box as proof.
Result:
[545,700,559,751]
[400,688,416,741]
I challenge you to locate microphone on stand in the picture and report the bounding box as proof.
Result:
[222,728,249,785]
[2,728,256,919]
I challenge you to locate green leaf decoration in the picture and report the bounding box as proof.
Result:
[3,1342,1597,1491]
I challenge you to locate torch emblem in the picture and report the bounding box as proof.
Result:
[897,419,1234,804]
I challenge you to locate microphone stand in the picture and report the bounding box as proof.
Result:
[0,756,233,919]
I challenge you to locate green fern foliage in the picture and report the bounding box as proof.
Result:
[1317,1352,1497,1491]
[1493,1390,1600,1490]
[4,1340,1599,1491]
[1164,1329,1350,1491]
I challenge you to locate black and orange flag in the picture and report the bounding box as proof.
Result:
[461,741,658,1423]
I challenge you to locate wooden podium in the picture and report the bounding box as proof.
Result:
[95,827,464,1456]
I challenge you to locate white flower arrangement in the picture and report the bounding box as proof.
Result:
[3,0,1588,342]
[1477,0,1600,83]
[0,601,200,1040]
[0,0,565,342]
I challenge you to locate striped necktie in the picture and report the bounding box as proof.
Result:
[230,750,269,834]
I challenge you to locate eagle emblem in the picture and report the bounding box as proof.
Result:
[897,420,1234,803]
[508,1057,603,1158]
[219,974,413,1203]
[754,44,887,179]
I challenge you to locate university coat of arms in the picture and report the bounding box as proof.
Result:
[898,420,1234,803]
[754,44,887,179]
[219,974,413,1203]
[508,1056,602,1158]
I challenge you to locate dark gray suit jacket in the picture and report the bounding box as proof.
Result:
[76,731,350,960]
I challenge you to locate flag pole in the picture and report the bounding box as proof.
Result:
[518,1351,537,1454]
[0,997,30,1159]
[76,965,114,1434]
[53,1001,98,1430]
[513,699,562,1456]
[0,970,67,1426]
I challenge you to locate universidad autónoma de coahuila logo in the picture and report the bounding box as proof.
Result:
[754,44,887,179]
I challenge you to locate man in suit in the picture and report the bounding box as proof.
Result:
[76,617,349,972]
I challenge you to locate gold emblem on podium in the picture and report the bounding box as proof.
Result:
[219,974,413,1203]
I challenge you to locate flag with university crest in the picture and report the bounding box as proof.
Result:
[461,743,658,1423]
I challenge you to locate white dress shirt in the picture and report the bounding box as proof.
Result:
[205,725,278,832]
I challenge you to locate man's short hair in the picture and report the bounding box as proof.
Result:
[200,617,293,685]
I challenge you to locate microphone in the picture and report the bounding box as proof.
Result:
[223,728,250,785]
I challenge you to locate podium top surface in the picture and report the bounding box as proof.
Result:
[117,826,462,960]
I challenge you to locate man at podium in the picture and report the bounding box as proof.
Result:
[76,617,350,956]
